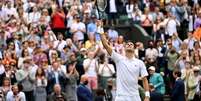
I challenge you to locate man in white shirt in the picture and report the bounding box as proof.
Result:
[183,32,196,50]
[83,51,99,90]
[54,33,66,52]
[99,23,150,101]
[6,85,26,101]
[70,15,86,42]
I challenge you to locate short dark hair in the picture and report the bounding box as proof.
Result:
[125,40,134,44]
[174,70,182,77]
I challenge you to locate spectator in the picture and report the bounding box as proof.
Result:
[34,68,47,101]
[0,77,12,98]
[83,50,99,90]
[53,33,67,52]
[65,62,79,101]
[149,84,164,101]
[77,75,93,101]
[51,8,66,36]
[0,63,16,86]
[15,59,35,101]
[70,15,86,42]
[171,70,185,101]
[98,53,115,89]
[47,61,66,94]
[48,84,67,101]
[145,40,158,67]
[107,26,118,42]
[17,49,30,68]
[6,85,26,101]
[148,66,165,95]
[191,66,201,101]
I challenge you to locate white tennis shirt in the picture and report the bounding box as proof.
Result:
[111,51,148,96]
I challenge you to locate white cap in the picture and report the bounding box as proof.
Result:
[148,66,156,71]
[193,66,200,71]
[80,48,87,52]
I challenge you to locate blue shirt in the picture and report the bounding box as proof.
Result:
[149,73,165,95]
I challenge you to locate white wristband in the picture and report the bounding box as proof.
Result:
[145,91,150,97]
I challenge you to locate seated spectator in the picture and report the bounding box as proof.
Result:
[48,84,67,101]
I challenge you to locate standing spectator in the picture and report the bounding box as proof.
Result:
[148,66,165,95]
[171,33,182,52]
[70,15,86,42]
[105,0,121,25]
[28,6,41,25]
[175,51,190,70]
[181,60,192,100]
[47,61,66,94]
[53,33,67,52]
[87,15,98,41]
[65,62,79,101]
[114,35,125,56]
[48,84,67,101]
[17,49,30,68]
[51,8,66,36]
[15,59,35,101]
[6,85,26,101]
[145,40,158,67]
[171,70,185,101]
[77,75,93,101]
[107,26,118,42]
[191,66,201,101]
[141,8,153,35]
[98,53,115,89]
[183,32,196,50]
[83,50,99,90]
[164,13,180,38]
[34,68,47,101]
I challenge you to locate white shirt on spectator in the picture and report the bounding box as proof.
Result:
[109,0,117,13]
[71,22,86,41]
[98,63,115,77]
[28,12,41,24]
[53,40,67,52]
[0,8,7,21]
[126,4,134,18]
[111,51,148,97]
[4,7,18,21]
[6,91,26,101]
[0,65,5,75]
[83,58,98,77]
[164,18,180,36]
[184,38,196,50]
[108,29,118,41]
[145,48,158,60]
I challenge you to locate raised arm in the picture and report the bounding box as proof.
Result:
[100,32,112,56]
[97,21,112,55]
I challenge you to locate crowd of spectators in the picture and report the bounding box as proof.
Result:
[0,0,200,101]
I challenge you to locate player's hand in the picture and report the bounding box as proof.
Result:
[144,97,150,101]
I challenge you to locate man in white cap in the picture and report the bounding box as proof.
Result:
[99,23,150,101]
[148,66,165,95]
